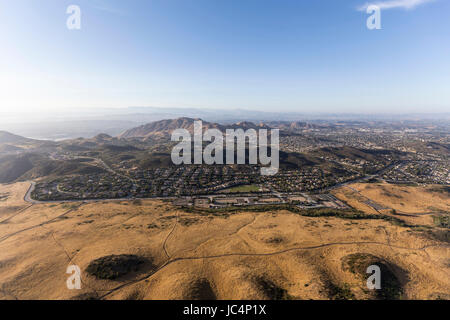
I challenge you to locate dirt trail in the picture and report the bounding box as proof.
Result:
[0,204,33,224]
[99,239,448,299]
[162,211,180,259]
[0,204,83,244]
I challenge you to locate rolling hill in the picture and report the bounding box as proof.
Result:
[0,154,36,183]
[118,117,225,139]
[0,153,106,183]
[0,131,36,144]
[118,117,273,140]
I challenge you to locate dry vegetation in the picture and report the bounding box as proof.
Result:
[332,183,450,228]
[0,182,449,300]
[348,183,449,213]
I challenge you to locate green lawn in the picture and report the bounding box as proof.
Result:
[222,184,260,193]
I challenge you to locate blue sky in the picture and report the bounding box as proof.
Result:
[0,0,449,113]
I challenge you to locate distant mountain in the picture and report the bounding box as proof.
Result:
[0,131,57,155]
[119,117,225,139]
[228,121,271,130]
[59,133,121,151]
[0,131,35,144]
[264,121,321,131]
[119,117,277,140]
[93,133,114,142]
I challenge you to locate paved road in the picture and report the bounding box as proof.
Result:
[23,181,39,204]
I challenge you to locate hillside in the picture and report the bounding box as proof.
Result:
[0,154,36,183]
[0,153,106,183]
[21,159,106,179]
[118,117,275,140]
[0,131,57,155]
[0,131,35,144]
[118,117,222,139]
[0,182,448,300]
[310,146,400,161]
[0,144,24,153]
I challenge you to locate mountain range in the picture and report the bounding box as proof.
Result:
[118,117,314,140]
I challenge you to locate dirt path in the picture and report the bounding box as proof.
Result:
[99,239,448,299]
[0,204,83,244]
[162,211,180,259]
[0,204,33,224]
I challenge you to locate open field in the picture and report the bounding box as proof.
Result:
[347,183,449,214]
[332,183,450,227]
[0,182,449,300]
[0,182,33,224]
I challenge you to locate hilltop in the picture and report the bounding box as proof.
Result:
[118,117,221,139]
[118,117,273,140]
[0,131,36,144]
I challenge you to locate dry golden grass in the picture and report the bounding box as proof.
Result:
[332,188,379,215]
[351,183,449,214]
[332,183,449,227]
[0,182,449,300]
[0,182,31,220]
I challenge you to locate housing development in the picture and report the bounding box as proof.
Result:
[26,119,448,208]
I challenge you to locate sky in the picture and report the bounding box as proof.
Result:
[0,0,449,114]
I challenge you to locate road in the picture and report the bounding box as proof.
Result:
[23,181,39,204]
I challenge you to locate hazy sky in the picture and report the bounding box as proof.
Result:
[0,0,449,114]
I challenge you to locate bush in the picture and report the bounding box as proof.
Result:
[86,254,148,280]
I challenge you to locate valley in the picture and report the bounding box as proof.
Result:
[0,117,448,300]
